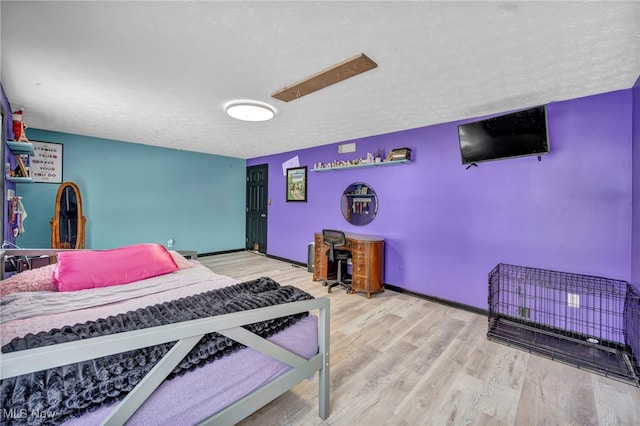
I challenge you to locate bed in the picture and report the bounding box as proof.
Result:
[0,246,330,425]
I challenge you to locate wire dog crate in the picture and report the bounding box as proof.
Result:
[488,263,640,386]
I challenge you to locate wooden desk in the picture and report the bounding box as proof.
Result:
[313,232,384,299]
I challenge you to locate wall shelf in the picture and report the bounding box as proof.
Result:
[311,159,411,172]
[5,175,34,184]
[5,141,34,182]
[6,141,35,156]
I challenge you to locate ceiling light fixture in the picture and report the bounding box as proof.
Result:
[225,100,276,122]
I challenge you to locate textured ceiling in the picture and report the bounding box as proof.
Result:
[1,1,639,159]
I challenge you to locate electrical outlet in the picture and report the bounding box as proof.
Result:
[167,239,174,248]
[567,293,580,308]
[518,306,530,319]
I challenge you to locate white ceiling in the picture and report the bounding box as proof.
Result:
[1,1,639,159]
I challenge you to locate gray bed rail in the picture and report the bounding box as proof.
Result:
[0,249,330,425]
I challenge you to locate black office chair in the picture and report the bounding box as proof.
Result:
[321,229,352,294]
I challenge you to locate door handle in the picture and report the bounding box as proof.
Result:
[260,214,266,217]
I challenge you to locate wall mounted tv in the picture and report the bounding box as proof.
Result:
[457,105,550,165]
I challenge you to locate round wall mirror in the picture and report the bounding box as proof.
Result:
[341,182,378,226]
[50,182,86,249]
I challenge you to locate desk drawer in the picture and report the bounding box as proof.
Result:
[351,251,368,262]
[352,260,370,275]
[352,275,367,288]
[351,241,368,253]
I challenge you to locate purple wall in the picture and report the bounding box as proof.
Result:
[632,76,640,290]
[248,90,633,309]
[1,83,17,246]
[1,84,14,140]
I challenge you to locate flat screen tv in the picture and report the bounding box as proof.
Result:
[457,105,550,165]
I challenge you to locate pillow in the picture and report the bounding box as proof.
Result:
[0,264,57,297]
[169,250,196,269]
[53,243,179,292]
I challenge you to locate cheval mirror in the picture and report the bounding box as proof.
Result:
[51,182,86,249]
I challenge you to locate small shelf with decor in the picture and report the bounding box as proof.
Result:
[6,141,35,156]
[311,159,411,172]
[5,176,34,183]
[5,141,35,183]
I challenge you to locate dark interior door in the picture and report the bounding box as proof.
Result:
[246,164,268,253]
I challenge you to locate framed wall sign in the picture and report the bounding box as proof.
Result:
[31,141,63,183]
[286,166,307,202]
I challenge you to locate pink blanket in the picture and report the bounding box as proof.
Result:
[1,264,237,345]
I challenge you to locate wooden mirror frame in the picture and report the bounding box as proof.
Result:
[50,182,86,249]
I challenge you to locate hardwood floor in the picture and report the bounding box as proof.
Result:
[199,251,640,426]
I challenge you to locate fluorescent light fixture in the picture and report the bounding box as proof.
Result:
[225,100,276,121]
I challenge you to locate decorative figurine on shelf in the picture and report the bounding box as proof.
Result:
[10,196,27,237]
[12,108,30,142]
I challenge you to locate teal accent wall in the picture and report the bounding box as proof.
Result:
[15,129,246,253]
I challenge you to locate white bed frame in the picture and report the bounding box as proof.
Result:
[0,249,330,425]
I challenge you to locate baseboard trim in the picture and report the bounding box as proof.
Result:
[197,248,245,257]
[384,284,488,316]
[205,251,488,316]
[265,253,307,268]
[198,250,307,270]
